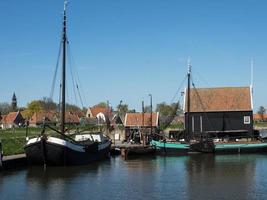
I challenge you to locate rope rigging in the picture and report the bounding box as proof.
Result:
[66,42,85,109]
[170,74,187,103]
[50,29,64,100]
[49,34,86,118]
[159,71,188,130]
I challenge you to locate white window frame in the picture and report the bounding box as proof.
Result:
[244,116,251,124]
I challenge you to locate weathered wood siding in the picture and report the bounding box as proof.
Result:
[185,111,253,138]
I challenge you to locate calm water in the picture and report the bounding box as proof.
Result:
[1,154,267,200]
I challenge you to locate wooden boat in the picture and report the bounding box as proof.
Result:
[151,139,267,155]
[25,133,111,165]
[24,1,111,166]
[151,140,190,155]
[126,146,155,156]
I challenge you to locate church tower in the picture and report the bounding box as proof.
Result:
[12,92,17,111]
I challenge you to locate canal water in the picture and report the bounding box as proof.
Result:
[1,154,267,200]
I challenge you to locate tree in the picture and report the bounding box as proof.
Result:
[117,103,129,117]
[95,102,107,108]
[40,97,57,111]
[24,100,44,119]
[66,103,82,112]
[156,102,182,129]
[0,102,13,115]
[257,106,266,121]
[156,102,181,116]
[144,106,152,113]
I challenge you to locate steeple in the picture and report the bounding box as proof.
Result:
[12,92,17,111]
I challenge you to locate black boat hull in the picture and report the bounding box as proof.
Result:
[25,137,111,166]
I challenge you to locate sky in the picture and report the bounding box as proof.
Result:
[0,0,267,112]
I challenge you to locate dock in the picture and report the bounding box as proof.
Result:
[0,144,155,171]
[0,154,27,171]
[111,144,155,159]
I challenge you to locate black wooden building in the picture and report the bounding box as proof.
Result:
[184,87,253,139]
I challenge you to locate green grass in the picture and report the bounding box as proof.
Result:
[0,127,42,156]
[164,123,184,130]
[0,125,102,156]
[254,122,267,128]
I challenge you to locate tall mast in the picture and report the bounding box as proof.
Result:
[142,100,145,146]
[61,0,68,134]
[250,59,254,93]
[149,94,153,136]
[250,59,254,110]
[186,58,191,142]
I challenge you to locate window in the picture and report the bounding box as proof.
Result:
[244,116,250,124]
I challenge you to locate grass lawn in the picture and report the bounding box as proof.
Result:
[254,122,267,128]
[0,125,102,156]
[0,127,42,156]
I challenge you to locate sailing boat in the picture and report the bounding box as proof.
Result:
[24,1,111,165]
[151,61,267,155]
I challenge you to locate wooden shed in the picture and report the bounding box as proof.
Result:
[184,87,253,139]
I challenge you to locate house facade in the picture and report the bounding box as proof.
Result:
[29,111,58,127]
[184,87,253,139]
[0,111,25,129]
[124,112,159,142]
[253,114,267,122]
[86,106,112,124]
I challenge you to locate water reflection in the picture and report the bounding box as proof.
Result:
[25,160,110,200]
[1,155,267,200]
[186,154,257,200]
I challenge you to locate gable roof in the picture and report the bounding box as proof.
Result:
[89,106,111,117]
[124,112,159,127]
[29,111,80,124]
[65,112,80,123]
[1,111,22,124]
[0,115,7,123]
[184,87,252,113]
[29,111,57,124]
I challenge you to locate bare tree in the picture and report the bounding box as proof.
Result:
[0,102,12,115]
[257,106,266,121]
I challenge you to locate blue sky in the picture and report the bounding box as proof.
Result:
[0,0,267,111]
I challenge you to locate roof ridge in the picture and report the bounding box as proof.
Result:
[193,86,250,90]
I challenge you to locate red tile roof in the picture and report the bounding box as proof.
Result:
[184,87,252,112]
[124,112,159,127]
[29,111,80,124]
[253,114,267,121]
[29,111,57,124]
[87,106,112,118]
[1,112,18,124]
[0,115,7,123]
[65,112,80,123]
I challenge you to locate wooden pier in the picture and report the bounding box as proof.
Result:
[0,154,27,171]
[111,144,155,159]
